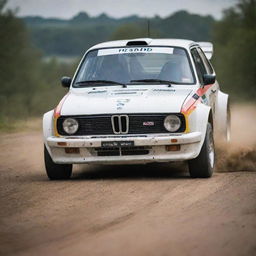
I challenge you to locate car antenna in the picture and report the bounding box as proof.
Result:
[147,19,150,37]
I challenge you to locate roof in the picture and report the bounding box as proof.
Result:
[88,38,198,51]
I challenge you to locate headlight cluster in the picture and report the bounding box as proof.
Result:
[62,118,79,134]
[164,115,181,132]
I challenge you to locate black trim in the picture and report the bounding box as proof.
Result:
[57,113,186,136]
[126,41,148,46]
[95,146,150,156]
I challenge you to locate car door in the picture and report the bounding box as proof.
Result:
[190,47,217,111]
[197,47,218,111]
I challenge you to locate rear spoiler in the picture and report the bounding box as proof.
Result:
[197,42,213,60]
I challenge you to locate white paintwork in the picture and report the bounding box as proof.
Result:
[63,86,192,115]
[43,110,54,156]
[47,132,201,148]
[43,38,229,165]
[47,132,202,164]
[215,91,230,140]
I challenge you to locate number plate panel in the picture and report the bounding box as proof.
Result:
[101,141,134,148]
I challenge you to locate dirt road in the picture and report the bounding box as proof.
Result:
[0,105,255,256]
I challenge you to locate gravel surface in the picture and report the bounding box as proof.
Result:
[0,104,255,256]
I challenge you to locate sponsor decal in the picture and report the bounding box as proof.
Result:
[192,93,200,100]
[201,94,208,104]
[114,92,136,95]
[88,90,107,94]
[181,83,215,133]
[116,98,130,110]
[98,47,174,56]
[116,99,130,104]
[181,84,214,116]
[143,121,155,126]
[153,89,176,92]
[119,48,153,53]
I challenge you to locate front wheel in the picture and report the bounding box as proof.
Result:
[188,122,215,178]
[44,145,72,180]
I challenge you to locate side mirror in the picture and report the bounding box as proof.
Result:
[203,74,216,85]
[61,76,72,88]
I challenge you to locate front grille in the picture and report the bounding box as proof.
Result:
[111,115,129,134]
[57,113,186,136]
[94,146,150,156]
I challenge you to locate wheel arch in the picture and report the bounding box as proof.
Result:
[43,110,54,156]
[188,103,212,158]
[208,109,214,130]
[215,91,230,141]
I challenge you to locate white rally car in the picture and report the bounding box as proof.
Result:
[43,38,230,180]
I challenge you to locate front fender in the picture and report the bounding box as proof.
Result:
[215,91,230,141]
[187,103,211,157]
[43,110,54,155]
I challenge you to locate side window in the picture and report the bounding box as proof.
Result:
[191,48,206,84]
[197,47,214,74]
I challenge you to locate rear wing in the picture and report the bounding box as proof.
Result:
[197,42,213,60]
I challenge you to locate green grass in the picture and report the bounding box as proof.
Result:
[0,118,42,134]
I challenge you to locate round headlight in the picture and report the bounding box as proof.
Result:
[63,118,79,134]
[164,115,181,132]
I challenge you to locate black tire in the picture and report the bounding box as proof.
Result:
[188,122,215,178]
[44,145,72,180]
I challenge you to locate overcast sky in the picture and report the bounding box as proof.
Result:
[5,0,237,19]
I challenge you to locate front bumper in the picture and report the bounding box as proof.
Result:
[46,132,202,164]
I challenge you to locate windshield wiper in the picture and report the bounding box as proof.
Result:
[75,80,126,87]
[130,79,177,87]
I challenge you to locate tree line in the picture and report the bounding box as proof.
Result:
[23,10,214,56]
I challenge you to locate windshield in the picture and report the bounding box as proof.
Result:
[74,46,195,86]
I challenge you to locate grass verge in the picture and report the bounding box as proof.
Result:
[0,118,42,134]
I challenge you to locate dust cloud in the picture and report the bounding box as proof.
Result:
[216,104,256,172]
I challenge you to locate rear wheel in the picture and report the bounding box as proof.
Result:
[188,122,215,178]
[44,145,72,180]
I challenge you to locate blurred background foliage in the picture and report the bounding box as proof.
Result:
[0,0,255,129]
[212,0,256,100]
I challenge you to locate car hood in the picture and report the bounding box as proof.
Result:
[60,85,194,115]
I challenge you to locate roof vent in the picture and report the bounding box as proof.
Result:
[126,40,148,46]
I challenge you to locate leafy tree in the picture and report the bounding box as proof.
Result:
[155,11,215,41]
[0,0,41,120]
[0,0,76,126]
[212,0,256,100]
